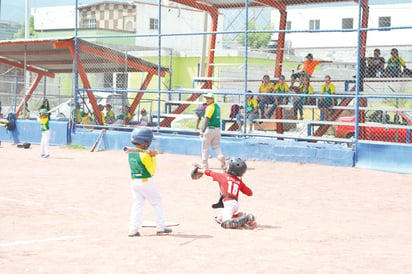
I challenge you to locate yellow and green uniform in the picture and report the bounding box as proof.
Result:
[106,110,115,124]
[81,115,93,124]
[20,109,30,119]
[246,98,258,114]
[274,82,289,104]
[72,108,81,123]
[259,82,275,94]
[205,103,221,128]
[128,151,156,181]
[320,83,336,105]
[300,84,314,104]
[118,112,133,121]
[38,116,49,131]
[387,57,406,77]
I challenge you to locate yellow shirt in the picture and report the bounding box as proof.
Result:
[259,82,275,94]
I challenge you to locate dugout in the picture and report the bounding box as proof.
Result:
[0,37,169,125]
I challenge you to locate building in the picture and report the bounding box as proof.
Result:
[32,1,224,55]
[0,20,22,40]
[271,3,412,62]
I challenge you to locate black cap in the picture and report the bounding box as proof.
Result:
[306,53,313,58]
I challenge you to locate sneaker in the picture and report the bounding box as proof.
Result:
[156,227,172,235]
[128,231,141,237]
[43,154,50,158]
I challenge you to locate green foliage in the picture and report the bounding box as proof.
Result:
[236,21,272,49]
[14,16,37,39]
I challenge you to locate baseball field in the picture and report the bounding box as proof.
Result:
[1,142,411,273]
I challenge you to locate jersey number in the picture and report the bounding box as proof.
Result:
[227,181,239,196]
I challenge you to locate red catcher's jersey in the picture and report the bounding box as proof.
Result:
[204,170,253,201]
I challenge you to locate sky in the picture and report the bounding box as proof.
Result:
[1,0,410,23]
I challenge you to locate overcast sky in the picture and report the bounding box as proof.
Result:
[1,0,410,23]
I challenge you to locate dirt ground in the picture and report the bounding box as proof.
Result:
[1,142,411,274]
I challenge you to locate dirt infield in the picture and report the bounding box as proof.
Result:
[1,142,411,273]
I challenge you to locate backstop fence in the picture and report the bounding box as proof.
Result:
[1,0,412,146]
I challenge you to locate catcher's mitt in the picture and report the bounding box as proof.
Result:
[190,165,203,180]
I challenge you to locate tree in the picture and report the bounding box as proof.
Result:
[14,16,37,39]
[236,21,272,49]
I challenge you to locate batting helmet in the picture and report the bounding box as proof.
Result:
[227,157,247,177]
[131,127,153,147]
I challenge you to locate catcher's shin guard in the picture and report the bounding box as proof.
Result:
[221,213,255,229]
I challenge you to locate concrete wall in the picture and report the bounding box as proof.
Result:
[0,119,69,146]
[356,142,412,174]
[8,120,412,174]
[71,128,354,167]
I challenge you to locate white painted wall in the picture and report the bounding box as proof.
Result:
[135,4,224,53]
[271,4,412,48]
[32,6,77,30]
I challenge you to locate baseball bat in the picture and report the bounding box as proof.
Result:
[123,146,163,154]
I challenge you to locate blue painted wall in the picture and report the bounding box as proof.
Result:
[1,120,380,169]
[356,142,412,174]
[70,128,355,167]
[0,119,69,145]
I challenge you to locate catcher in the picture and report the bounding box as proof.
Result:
[191,157,256,229]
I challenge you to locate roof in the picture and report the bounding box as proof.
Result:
[0,37,169,77]
[169,0,359,9]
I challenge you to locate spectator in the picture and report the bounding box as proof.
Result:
[80,111,93,126]
[266,75,289,119]
[72,104,81,123]
[195,103,207,130]
[291,53,330,86]
[366,48,385,77]
[384,48,406,77]
[257,74,275,120]
[293,75,314,120]
[236,90,259,132]
[105,103,116,124]
[19,102,30,119]
[139,108,149,126]
[317,75,336,121]
[118,105,135,125]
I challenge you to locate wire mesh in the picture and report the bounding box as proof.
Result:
[0,0,411,144]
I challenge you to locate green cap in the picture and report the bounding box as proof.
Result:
[39,109,48,115]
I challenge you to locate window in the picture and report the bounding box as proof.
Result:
[379,16,391,29]
[81,19,96,29]
[309,20,320,30]
[149,18,158,30]
[286,21,292,31]
[342,18,353,29]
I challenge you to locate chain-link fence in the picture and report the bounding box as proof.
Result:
[1,0,411,144]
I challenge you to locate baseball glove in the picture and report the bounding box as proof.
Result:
[190,165,203,180]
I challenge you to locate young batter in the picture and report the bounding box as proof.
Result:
[127,127,172,237]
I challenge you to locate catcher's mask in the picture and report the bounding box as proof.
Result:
[227,157,247,177]
[131,127,153,147]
